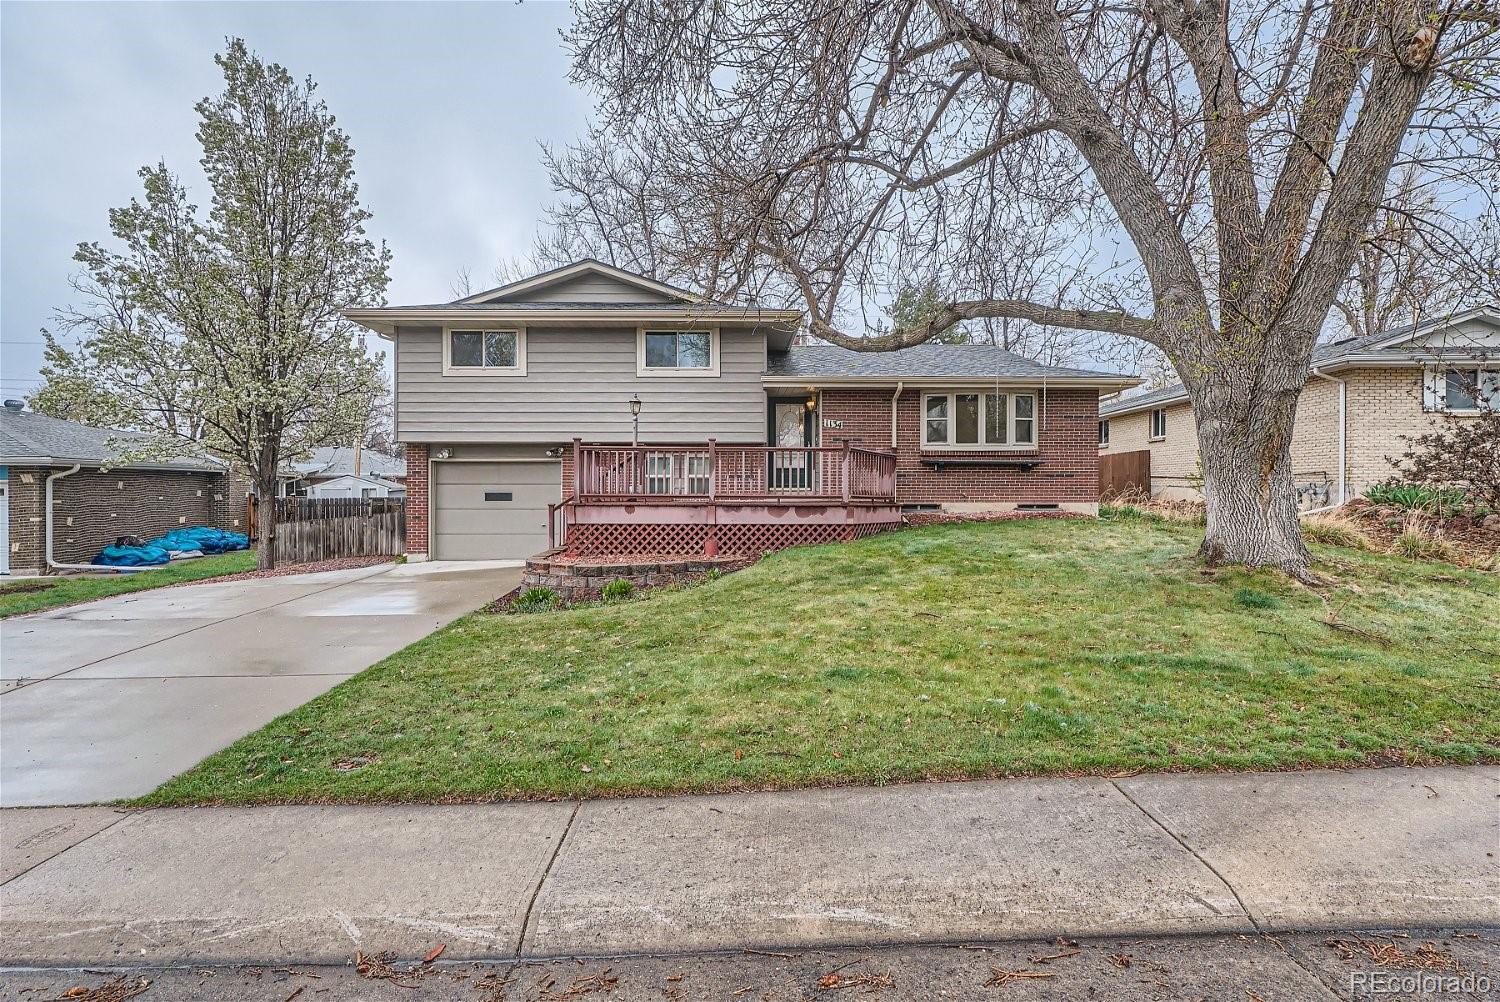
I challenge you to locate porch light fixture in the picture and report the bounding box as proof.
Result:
[629,393,642,446]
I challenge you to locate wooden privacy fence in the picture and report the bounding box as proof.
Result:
[247,497,405,563]
[1099,449,1151,500]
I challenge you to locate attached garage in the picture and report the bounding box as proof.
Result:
[430,460,561,560]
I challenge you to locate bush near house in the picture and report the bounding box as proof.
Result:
[142,517,1498,806]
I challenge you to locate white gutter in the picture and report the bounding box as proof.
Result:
[45,464,160,574]
[890,381,904,448]
[1301,365,1348,515]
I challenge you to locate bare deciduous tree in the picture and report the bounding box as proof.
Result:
[553,0,1499,579]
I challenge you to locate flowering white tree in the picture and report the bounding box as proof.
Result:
[33,39,389,569]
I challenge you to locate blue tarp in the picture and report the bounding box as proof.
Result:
[93,525,250,566]
[150,526,250,555]
[94,543,172,567]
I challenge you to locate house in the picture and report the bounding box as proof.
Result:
[303,473,406,500]
[282,445,406,498]
[1099,307,1500,505]
[0,403,249,574]
[344,260,1138,561]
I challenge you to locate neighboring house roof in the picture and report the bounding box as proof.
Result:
[309,473,405,493]
[1100,306,1500,419]
[0,408,223,472]
[765,343,1138,386]
[290,446,405,481]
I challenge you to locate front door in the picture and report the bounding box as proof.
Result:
[767,397,815,490]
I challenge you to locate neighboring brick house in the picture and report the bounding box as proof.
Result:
[1098,307,1500,504]
[344,259,1138,561]
[0,404,250,575]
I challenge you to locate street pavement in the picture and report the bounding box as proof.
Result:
[1,929,1494,1001]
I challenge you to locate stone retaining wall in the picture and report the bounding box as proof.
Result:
[521,552,751,602]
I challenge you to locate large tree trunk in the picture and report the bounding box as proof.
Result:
[1191,375,1314,581]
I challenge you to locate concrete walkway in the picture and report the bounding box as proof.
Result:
[1,765,1494,967]
[0,560,521,806]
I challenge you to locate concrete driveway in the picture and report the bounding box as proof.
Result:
[1,561,520,807]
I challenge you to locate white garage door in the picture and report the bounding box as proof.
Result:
[431,460,561,560]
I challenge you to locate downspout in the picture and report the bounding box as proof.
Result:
[1301,366,1347,516]
[890,381,904,448]
[46,464,159,573]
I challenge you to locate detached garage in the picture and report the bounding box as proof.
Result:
[429,459,561,560]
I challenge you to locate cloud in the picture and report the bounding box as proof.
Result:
[0,1,589,394]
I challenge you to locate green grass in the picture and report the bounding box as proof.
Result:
[0,551,258,618]
[140,518,1500,806]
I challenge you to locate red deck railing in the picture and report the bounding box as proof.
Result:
[572,439,898,504]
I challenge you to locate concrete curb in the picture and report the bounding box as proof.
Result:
[1,765,1495,966]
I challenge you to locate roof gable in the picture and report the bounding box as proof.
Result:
[1368,309,1500,353]
[457,259,703,307]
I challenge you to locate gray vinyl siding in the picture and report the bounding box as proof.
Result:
[495,274,678,304]
[395,325,768,443]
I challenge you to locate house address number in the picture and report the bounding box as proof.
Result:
[822,418,844,429]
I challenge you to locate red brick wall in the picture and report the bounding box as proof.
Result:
[404,444,429,555]
[819,386,1100,504]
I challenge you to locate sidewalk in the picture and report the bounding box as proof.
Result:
[2,766,1495,967]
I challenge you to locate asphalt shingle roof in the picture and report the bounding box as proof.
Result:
[767,343,1130,381]
[379,301,780,313]
[1099,308,1499,418]
[291,446,406,480]
[0,408,222,471]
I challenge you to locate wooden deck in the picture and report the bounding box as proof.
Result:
[552,441,902,557]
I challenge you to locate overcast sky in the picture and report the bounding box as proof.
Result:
[0,0,589,400]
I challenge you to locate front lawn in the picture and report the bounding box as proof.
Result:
[141,517,1499,806]
[0,551,258,618]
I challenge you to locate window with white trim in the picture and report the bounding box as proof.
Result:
[922,392,1036,448]
[643,451,711,495]
[643,330,712,369]
[1148,408,1168,440]
[446,328,523,373]
[1098,419,1110,446]
[1438,368,1499,412]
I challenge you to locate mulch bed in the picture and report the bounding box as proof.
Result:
[1341,499,1500,555]
[164,553,398,589]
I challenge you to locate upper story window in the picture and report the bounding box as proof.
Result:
[1098,419,1110,446]
[922,391,1036,449]
[1149,408,1168,440]
[445,327,526,375]
[638,328,720,376]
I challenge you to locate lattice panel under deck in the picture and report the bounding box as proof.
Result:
[565,520,895,558]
